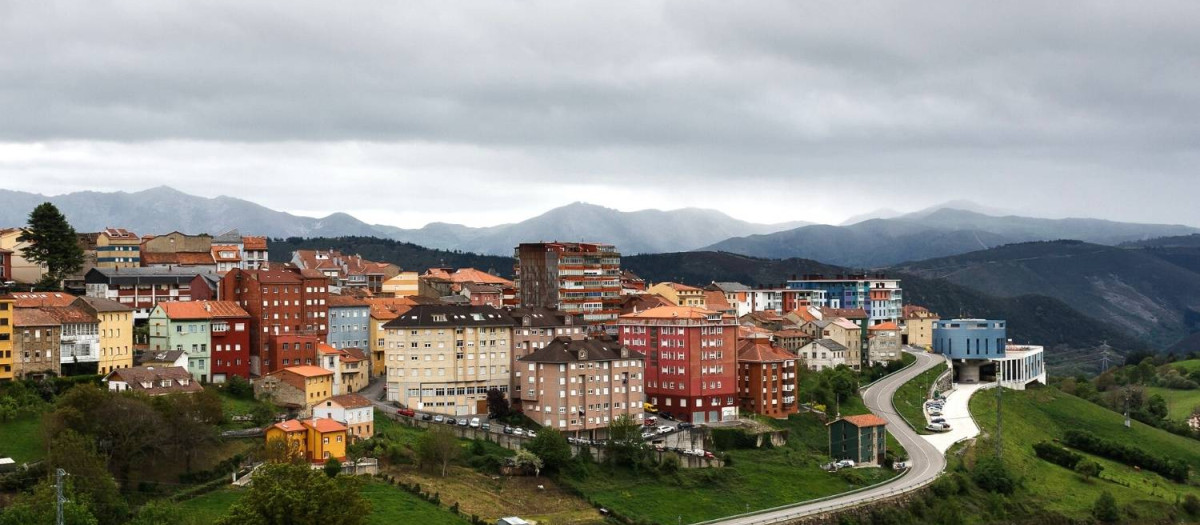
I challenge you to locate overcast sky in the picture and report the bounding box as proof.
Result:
[1,1,1197,228]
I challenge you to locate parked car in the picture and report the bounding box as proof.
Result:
[835,459,856,468]
[526,430,538,438]
[659,411,675,421]
[481,423,491,432]
[469,417,481,428]
[397,408,416,417]
[458,418,469,427]
[513,428,526,437]
[676,422,694,431]
[931,417,946,424]
[503,425,514,435]
[893,461,909,470]
[643,416,658,426]
[641,431,655,439]
[656,425,673,435]
[446,417,457,425]
[420,413,433,421]
[703,451,715,459]
[433,415,445,423]
[643,402,658,413]
[928,410,943,417]
[925,423,949,432]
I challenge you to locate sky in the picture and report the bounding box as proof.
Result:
[1,1,1198,228]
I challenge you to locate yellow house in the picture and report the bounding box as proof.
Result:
[381,271,420,297]
[647,282,707,308]
[265,417,348,464]
[0,296,13,381]
[94,228,141,269]
[901,305,939,349]
[76,296,135,375]
[0,228,46,284]
[276,365,335,406]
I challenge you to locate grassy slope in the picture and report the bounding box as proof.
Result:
[1145,386,1200,420]
[0,416,44,463]
[969,387,1200,520]
[176,481,469,525]
[892,360,946,434]
[1168,359,1200,373]
[565,411,899,524]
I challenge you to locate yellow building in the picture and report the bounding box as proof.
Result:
[0,228,46,284]
[95,228,141,269]
[367,298,415,378]
[264,417,348,464]
[76,296,135,375]
[900,305,939,349]
[381,271,420,297]
[0,296,13,381]
[647,282,707,308]
[277,365,335,407]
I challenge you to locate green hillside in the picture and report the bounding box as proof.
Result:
[969,387,1200,521]
[1145,386,1200,420]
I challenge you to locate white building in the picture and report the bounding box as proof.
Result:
[992,344,1046,390]
[313,393,375,441]
[798,339,849,371]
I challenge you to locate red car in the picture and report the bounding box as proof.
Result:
[397,408,416,417]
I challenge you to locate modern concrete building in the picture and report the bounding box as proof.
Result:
[786,274,903,325]
[516,336,645,435]
[933,319,1007,383]
[735,337,798,419]
[381,304,515,415]
[617,306,739,424]
[993,344,1047,390]
[515,242,621,324]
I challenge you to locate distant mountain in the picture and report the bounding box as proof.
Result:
[0,188,808,255]
[703,208,1200,267]
[893,240,1200,350]
[621,250,1147,357]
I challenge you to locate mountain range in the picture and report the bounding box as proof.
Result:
[703,208,1200,268]
[0,187,806,255]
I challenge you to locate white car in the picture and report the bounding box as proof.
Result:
[656,425,673,435]
[469,417,481,428]
[641,431,655,439]
[513,428,526,437]
[526,430,538,438]
[835,459,856,468]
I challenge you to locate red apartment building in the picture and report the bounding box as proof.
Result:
[616,306,738,424]
[208,302,252,382]
[220,267,330,376]
[515,242,621,324]
[735,337,799,419]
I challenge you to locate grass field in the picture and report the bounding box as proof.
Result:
[564,411,899,524]
[175,480,470,525]
[1167,359,1200,373]
[0,416,45,463]
[1145,386,1200,420]
[969,387,1200,521]
[892,359,947,434]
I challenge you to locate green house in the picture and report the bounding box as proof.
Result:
[827,413,888,465]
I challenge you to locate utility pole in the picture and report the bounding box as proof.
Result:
[995,375,1002,459]
[56,468,65,525]
[1099,341,1112,373]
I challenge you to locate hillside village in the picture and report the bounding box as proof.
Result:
[2,205,1200,525]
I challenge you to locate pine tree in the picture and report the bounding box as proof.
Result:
[17,202,84,289]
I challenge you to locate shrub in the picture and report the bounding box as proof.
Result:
[710,428,760,450]
[658,452,681,474]
[1182,494,1200,516]
[1093,491,1120,523]
[1062,429,1188,483]
[971,456,1016,494]
[1074,460,1103,481]
[1032,441,1083,470]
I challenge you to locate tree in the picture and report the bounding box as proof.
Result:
[1092,491,1120,523]
[524,427,571,473]
[513,449,543,477]
[48,430,128,524]
[216,463,371,525]
[0,479,98,525]
[1146,394,1168,420]
[971,456,1016,494]
[416,426,460,477]
[153,390,223,472]
[17,202,84,290]
[604,414,647,468]
[324,457,343,478]
[486,388,510,420]
[1074,460,1103,481]
[265,436,306,465]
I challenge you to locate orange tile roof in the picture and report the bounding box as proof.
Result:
[327,394,372,409]
[620,305,721,320]
[328,294,369,308]
[211,245,242,262]
[318,343,340,355]
[787,308,820,323]
[902,305,938,319]
[304,418,348,433]
[821,307,868,320]
[159,301,250,319]
[46,305,97,324]
[271,419,306,433]
[242,236,268,251]
[869,321,900,331]
[837,414,888,428]
[736,338,794,363]
[14,308,61,327]
[10,292,77,308]
[448,268,513,286]
[278,365,333,378]
[703,290,733,311]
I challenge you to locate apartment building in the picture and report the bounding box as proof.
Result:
[291,249,400,293]
[83,267,221,319]
[95,228,141,269]
[507,307,586,398]
[647,282,707,308]
[381,305,515,416]
[786,274,903,325]
[616,306,739,424]
[314,393,375,441]
[0,295,13,381]
[867,322,902,364]
[798,339,849,371]
[12,308,61,379]
[516,336,645,435]
[515,242,621,324]
[219,267,330,376]
[900,305,939,348]
[328,294,370,350]
[75,296,135,376]
[735,337,798,419]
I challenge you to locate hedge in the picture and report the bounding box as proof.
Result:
[1032,442,1083,470]
[1061,429,1188,483]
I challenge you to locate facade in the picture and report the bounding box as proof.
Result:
[772,329,812,354]
[785,275,902,325]
[95,228,141,269]
[798,339,849,371]
[314,394,375,441]
[867,322,902,364]
[828,414,888,465]
[318,343,368,394]
[516,336,645,435]
[0,228,46,284]
[801,318,862,370]
[367,298,417,378]
[12,308,61,378]
[264,418,348,464]
[211,245,242,272]
[933,319,1007,382]
[507,307,586,399]
[328,295,370,350]
[148,302,213,382]
[735,337,798,419]
[219,267,330,376]
[105,365,203,395]
[381,271,420,297]
[993,344,1047,390]
[459,283,503,307]
[706,282,753,317]
[381,305,515,415]
[242,236,269,270]
[616,306,739,424]
[291,249,400,293]
[263,365,336,412]
[647,282,706,308]
[900,305,939,348]
[83,267,220,319]
[75,296,135,376]
[0,248,11,284]
[212,231,271,270]
[50,305,100,376]
[0,296,12,381]
[515,242,621,324]
[207,304,252,383]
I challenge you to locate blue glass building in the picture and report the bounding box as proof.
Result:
[932,319,1007,360]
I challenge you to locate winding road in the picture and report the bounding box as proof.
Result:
[699,349,948,525]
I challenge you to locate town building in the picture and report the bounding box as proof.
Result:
[800,318,862,370]
[933,319,1007,382]
[381,304,515,415]
[242,236,269,270]
[83,267,221,319]
[516,336,645,435]
[313,393,375,441]
[291,249,401,293]
[367,297,419,378]
[702,290,736,317]
[515,242,621,324]
[787,274,903,326]
[328,294,370,350]
[744,286,827,316]
[507,307,586,382]
[219,267,330,376]
[705,282,754,317]
[317,343,368,394]
[459,283,504,307]
[867,322,902,364]
[49,304,100,376]
[147,300,251,383]
[900,305,939,348]
[798,339,849,371]
[255,365,336,415]
[735,337,798,419]
[616,306,739,424]
[828,414,888,466]
[104,365,203,396]
[993,344,1047,390]
[138,349,188,368]
[740,311,786,332]
[94,228,141,269]
[140,232,216,270]
[264,418,348,464]
[620,270,647,293]
[772,328,812,354]
[12,308,60,378]
[0,248,12,284]
[0,295,13,381]
[75,296,134,376]
[0,228,46,284]
[381,271,420,297]
[619,293,674,316]
[210,230,270,270]
[211,245,242,272]
[647,282,707,308]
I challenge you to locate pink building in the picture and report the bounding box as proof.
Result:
[516,336,645,437]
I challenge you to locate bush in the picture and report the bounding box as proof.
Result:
[223,376,254,400]
[1074,460,1103,481]
[658,452,681,474]
[971,456,1016,495]
[710,428,760,451]
[1093,491,1120,523]
[1032,441,1083,470]
[1062,429,1188,483]
[1182,494,1200,516]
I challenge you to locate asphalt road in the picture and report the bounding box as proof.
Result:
[700,349,948,525]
